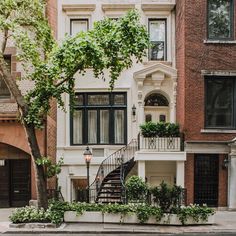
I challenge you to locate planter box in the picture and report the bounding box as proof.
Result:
[147,214,215,225]
[9,223,57,229]
[64,211,215,225]
[104,213,138,224]
[64,211,103,223]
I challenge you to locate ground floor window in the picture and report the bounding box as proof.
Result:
[71,92,127,145]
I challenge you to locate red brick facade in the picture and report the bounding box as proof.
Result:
[0,0,57,205]
[176,0,235,207]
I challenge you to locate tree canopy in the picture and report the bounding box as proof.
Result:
[0,0,149,209]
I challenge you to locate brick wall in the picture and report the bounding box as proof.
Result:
[176,0,236,142]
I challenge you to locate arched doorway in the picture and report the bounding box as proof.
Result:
[0,143,31,207]
[144,93,169,122]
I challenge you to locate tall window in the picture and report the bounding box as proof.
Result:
[208,0,233,39]
[0,56,11,99]
[70,19,88,36]
[71,92,127,145]
[149,19,166,61]
[205,76,235,128]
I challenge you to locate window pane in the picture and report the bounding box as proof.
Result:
[208,0,232,39]
[149,20,166,60]
[88,94,109,105]
[100,110,109,144]
[206,78,233,128]
[74,94,83,106]
[114,94,125,105]
[71,19,88,36]
[114,110,125,143]
[73,110,83,144]
[0,57,11,99]
[88,110,97,143]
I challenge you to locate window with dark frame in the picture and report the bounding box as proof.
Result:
[205,76,236,129]
[71,92,127,145]
[148,19,167,61]
[0,56,11,99]
[70,19,89,36]
[208,0,234,40]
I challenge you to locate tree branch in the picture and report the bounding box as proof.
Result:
[1,29,9,54]
[55,76,70,87]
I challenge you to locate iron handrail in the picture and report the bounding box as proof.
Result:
[89,139,138,203]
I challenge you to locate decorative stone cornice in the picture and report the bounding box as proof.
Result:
[141,3,175,11]
[134,63,177,81]
[62,4,96,13]
[102,4,135,12]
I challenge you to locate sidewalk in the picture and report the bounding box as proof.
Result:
[1,210,236,234]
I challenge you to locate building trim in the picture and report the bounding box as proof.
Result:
[62,4,96,13]
[141,3,175,11]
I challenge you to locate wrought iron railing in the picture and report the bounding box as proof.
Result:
[88,139,138,203]
[139,135,183,152]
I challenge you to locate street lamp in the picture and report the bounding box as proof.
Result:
[84,146,92,203]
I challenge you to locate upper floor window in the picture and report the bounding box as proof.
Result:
[0,56,11,99]
[71,92,127,145]
[208,0,234,40]
[70,19,89,36]
[148,19,166,61]
[205,76,235,129]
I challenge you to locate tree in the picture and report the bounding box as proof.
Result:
[0,0,149,209]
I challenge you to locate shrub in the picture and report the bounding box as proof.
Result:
[140,122,180,137]
[151,181,183,212]
[174,204,215,225]
[125,176,148,203]
[9,206,50,224]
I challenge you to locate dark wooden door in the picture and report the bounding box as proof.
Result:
[0,160,10,207]
[10,159,31,207]
[194,154,219,207]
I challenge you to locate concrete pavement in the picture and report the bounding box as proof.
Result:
[1,209,236,234]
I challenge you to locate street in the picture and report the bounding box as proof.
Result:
[2,234,236,236]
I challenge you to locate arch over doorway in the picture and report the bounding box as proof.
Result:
[144,92,170,123]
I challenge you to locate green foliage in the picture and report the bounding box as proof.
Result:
[174,204,215,225]
[10,201,214,225]
[125,176,148,203]
[9,206,51,224]
[151,182,183,212]
[36,157,63,179]
[140,122,180,137]
[136,204,163,223]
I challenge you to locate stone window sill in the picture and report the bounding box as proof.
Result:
[201,129,236,134]
[204,39,236,44]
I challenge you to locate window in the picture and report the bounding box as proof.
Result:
[205,76,236,128]
[71,92,127,145]
[70,19,88,36]
[0,56,11,99]
[208,0,233,40]
[148,19,166,61]
[145,93,169,106]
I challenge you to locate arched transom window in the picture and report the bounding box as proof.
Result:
[144,93,169,106]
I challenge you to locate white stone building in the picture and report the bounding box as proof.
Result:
[57,0,186,202]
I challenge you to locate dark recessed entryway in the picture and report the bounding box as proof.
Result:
[194,154,219,207]
[0,159,31,208]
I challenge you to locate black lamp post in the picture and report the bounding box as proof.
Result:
[84,146,92,203]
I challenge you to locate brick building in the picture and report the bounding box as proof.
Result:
[0,0,57,207]
[176,0,236,209]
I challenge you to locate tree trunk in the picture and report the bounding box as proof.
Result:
[24,124,48,209]
[0,55,48,209]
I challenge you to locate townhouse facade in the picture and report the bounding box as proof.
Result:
[0,0,57,208]
[176,0,236,209]
[57,0,187,203]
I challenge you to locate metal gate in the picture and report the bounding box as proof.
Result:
[194,154,219,207]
